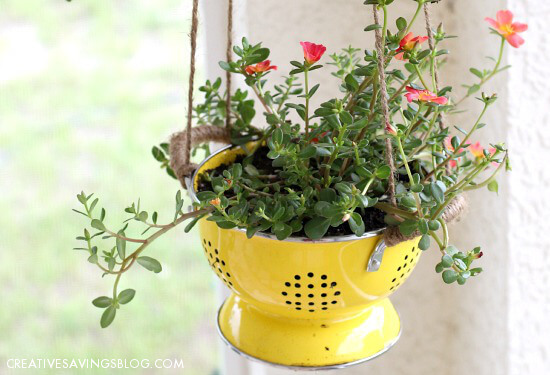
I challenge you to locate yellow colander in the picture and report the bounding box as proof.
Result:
[189,145,421,369]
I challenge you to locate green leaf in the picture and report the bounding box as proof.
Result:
[418,234,431,250]
[137,256,162,273]
[218,61,232,71]
[196,191,218,202]
[92,296,112,308]
[430,182,445,204]
[399,220,418,236]
[87,253,98,264]
[349,213,365,237]
[91,219,106,231]
[441,254,454,267]
[469,68,484,79]
[435,263,445,273]
[442,270,459,284]
[488,180,499,194]
[428,220,440,231]
[100,306,116,328]
[272,222,293,240]
[151,146,165,162]
[117,289,136,304]
[304,217,331,240]
[298,145,317,159]
[116,231,126,259]
[396,17,407,31]
[272,128,283,144]
[345,74,359,92]
[375,165,391,179]
[364,24,383,31]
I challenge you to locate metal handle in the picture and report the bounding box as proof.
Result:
[367,239,386,272]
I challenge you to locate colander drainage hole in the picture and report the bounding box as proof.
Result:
[282,292,287,296]
[334,291,341,296]
[295,283,301,288]
[295,293,301,297]
[307,272,314,277]
[294,275,301,280]
[308,294,314,298]
[308,284,314,289]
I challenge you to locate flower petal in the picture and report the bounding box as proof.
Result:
[506,33,525,48]
[512,22,528,33]
[485,17,499,29]
[496,10,514,25]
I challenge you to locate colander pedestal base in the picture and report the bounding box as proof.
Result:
[217,293,401,370]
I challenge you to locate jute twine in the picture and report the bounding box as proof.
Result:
[170,0,234,188]
[372,4,466,246]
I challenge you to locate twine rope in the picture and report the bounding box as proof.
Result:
[373,3,466,246]
[372,5,397,207]
[225,0,233,129]
[171,0,234,188]
[184,0,199,166]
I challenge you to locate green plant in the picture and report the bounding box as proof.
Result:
[74,1,526,327]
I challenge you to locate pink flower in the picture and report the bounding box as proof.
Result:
[245,60,277,75]
[395,32,428,60]
[485,10,528,48]
[468,142,485,159]
[300,42,326,65]
[405,86,448,105]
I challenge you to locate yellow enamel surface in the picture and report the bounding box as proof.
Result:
[195,146,421,368]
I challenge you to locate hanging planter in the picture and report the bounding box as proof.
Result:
[71,0,527,370]
[188,144,421,368]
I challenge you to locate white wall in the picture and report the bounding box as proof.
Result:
[204,1,550,374]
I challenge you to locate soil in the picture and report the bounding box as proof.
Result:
[197,147,386,237]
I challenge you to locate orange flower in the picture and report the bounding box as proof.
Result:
[300,42,326,65]
[209,198,221,206]
[245,60,277,75]
[485,10,528,48]
[395,32,428,60]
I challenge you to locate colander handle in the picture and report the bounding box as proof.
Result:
[366,239,386,272]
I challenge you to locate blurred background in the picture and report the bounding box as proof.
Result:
[1,0,549,374]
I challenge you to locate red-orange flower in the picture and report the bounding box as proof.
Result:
[300,42,326,65]
[405,86,448,105]
[245,60,277,75]
[485,10,528,48]
[311,131,329,143]
[395,32,428,60]
[209,198,221,206]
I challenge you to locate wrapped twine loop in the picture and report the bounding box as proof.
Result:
[169,0,234,188]
[169,125,232,187]
[371,4,467,246]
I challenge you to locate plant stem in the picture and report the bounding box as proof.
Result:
[396,136,422,215]
[455,37,506,106]
[413,64,431,90]
[304,68,310,136]
[463,153,507,191]
[404,1,424,35]
[423,102,489,182]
